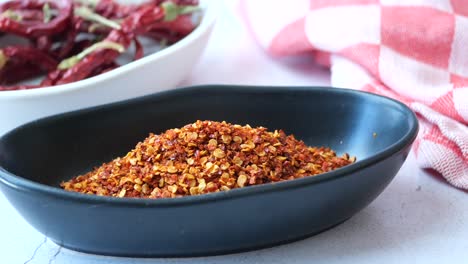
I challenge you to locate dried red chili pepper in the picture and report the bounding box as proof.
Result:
[94,0,138,19]
[0,0,72,38]
[35,36,52,51]
[54,5,165,84]
[40,68,62,86]
[145,30,178,44]
[0,61,40,85]
[120,3,165,34]
[55,31,129,84]
[0,0,200,90]
[133,37,143,61]
[1,46,57,71]
[56,17,84,58]
[0,46,57,89]
[149,14,197,36]
[89,61,119,77]
[14,9,44,20]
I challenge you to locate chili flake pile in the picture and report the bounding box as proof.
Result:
[61,120,356,198]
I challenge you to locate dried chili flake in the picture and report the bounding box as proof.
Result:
[61,121,356,199]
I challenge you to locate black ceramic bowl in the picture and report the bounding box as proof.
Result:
[0,85,418,257]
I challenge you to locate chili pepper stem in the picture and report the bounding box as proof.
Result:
[75,6,121,30]
[161,2,200,22]
[58,41,124,70]
[88,23,105,33]
[0,51,8,70]
[43,3,52,23]
[1,9,22,21]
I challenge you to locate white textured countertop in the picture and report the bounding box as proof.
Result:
[2,1,467,263]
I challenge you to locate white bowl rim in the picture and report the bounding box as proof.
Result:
[0,0,216,99]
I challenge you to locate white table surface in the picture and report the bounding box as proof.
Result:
[2,1,467,263]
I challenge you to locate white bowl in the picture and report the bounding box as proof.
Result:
[0,0,216,135]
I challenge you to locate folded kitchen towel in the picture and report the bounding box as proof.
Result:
[240,0,468,189]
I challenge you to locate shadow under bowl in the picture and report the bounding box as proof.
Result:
[0,85,418,257]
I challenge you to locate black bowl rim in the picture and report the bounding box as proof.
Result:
[0,85,419,207]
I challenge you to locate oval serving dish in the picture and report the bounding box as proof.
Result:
[0,85,418,257]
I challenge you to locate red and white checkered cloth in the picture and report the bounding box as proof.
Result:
[240,0,468,190]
